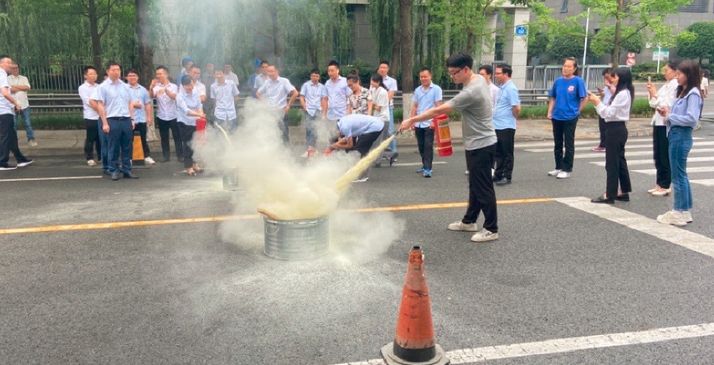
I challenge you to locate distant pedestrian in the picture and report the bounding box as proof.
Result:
[91,61,137,181]
[478,65,500,108]
[656,60,703,226]
[646,61,678,197]
[0,55,33,170]
[400,52,498,243]
[126,69,155,165]
[492,64,521,185]
[177,56,193,86]
[150,66,182,162]
[346,73,369,115]
[546,57,587,179]
[368,74,390,124]
[223,62,240,87]
[251,60,269,98]
[177,75,206,176]
[409,67,443,178]
[8,63,35,146]
[377,60,399,157]
[256,64,298,143]
[299,69,327,156]
[592,67,614,152]
[186,65,207,104]
[211,69,240,133]
[323,60,351,123]
[588,67,634,204]
[78,66,101,167]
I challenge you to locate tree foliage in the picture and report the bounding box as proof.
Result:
[590,25,643,57]
[676,22,714,63]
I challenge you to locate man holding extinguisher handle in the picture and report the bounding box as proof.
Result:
[409,67,443,178]
[400,52,499,243]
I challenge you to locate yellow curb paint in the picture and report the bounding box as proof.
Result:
[0,198,554,235]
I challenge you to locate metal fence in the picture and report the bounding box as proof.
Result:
[20,63,88,93]
[526,65,611,91]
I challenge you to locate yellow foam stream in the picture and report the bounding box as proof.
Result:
[335,134,396,193]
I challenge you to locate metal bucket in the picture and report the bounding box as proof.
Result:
[263,216,329,260]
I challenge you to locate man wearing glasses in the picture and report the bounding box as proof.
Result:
[400,52,498,243]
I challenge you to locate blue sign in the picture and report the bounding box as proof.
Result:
[515,25,528,37]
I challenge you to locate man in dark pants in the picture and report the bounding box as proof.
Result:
[326,113,384,183]
[401,52,498,243]
[92,62,137,181]
[492,64,521,185]
[410,67,443,178]
[150,66,182,162]
[0,55,32,170]
[78,66,102,167]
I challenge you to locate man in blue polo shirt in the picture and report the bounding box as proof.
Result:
[492,64,521,185]
[410,67,443,178]
[92,62,137,181]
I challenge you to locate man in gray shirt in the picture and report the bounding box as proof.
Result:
[399,52,498,243]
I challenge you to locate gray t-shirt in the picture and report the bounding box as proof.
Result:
[446,75,496,150]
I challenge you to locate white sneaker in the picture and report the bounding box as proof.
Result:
[144,156,156,165]
[465,170,469,175]
[17,160,33,168]
[29,139,38,147]
[447,221,478,232]
[647,186,660,194]
[87,159,96,166]
[471,229,499,242]
[556,171,571,179]
[352,177,369,183]
[650,187,670,196]
[682,211,693,223]
[657,210,688,226]
[547,169,562,176]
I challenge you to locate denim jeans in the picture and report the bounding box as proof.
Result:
[98,120,110,171]
[107,117,133,174]
[14,107,34,141]
[304,112,318,148]
[668,126,693,211]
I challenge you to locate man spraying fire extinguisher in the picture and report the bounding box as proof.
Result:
[400,52,499,243]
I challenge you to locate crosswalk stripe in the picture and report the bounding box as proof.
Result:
[592,156,714,167]
[515,137,702,149]
[576,148,714,160]
[633,166,714,175]
[691,179,714,186]
[524,140,714,153]
[392,161,448,167]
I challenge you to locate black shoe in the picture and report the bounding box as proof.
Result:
[591,194,614,204]
[494,177,511,186]
[123,172,139,179]
[0,164,17,171]
[103,170,111,176]
[111,171,121,181]
[615,193,630,202]
[17,159,33,167]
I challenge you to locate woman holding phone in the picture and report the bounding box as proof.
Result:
[646,62,678,197]
[587,67,634,204]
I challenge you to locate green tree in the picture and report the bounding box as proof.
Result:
[545,24,585,62]
[676,22,714,63]
[580,0,692,64]
[590,25,643,58]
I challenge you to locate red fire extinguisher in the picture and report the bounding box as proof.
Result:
[195,117,208,146]
[432,114,453,157]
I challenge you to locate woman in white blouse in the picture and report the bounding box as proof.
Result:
[587,67,634,204]
[646,62,678,196]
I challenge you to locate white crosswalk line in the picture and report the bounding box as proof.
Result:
[515,137,702,149]
[524,140,714,153]
[691,179,714,186]
[633,166,714,175]
[576,147,714,159]
[592,156,714,167]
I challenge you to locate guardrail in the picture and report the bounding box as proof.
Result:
[29,88,551,114]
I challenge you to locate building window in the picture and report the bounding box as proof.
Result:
[680,0,708,12]
[560,0,568,13]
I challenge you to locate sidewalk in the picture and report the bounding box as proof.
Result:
[16,118,656,156]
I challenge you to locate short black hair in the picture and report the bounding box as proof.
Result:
[125,68,139,76]
[105,61,121,70]
[478,65,493,75]
[180,75,193,86]
[346,73,360,83]
[0,54,11,63]
[155,65,169,73]
[496,64,512,77]
[328,60,340,69]
[260,59,269,66]
[83,66,97,75]
[190,65,201,71]
[602,67,612,76]
[418,67,432,74]
[379,60,390,67]
[310,68,320,75]
[446,53,473,69]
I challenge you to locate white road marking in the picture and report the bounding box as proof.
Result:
[691,179,714,187]
[515,137,702,149]
[633,166,714,175]
[0,176,103,182]
[331,322,714,365]
[556,196,714,259]
[592,156,714,167]
[576,148,714,160]
[525,140,714,153]
[393,161,448,167]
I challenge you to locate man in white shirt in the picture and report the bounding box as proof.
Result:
[187,66,207,103]
[257,64,298,143]
[299,69,328,156]
[78,66,101,167]
[211,69,240,132]
[149,66,182,162]
[223,62,240,87]
[377,60,399,157]
[478,65,501,109]
[8,63,35,146]
[126,69,155,165]
[0,55,32,170]
[252,60,269,98]
[323,60,351,122]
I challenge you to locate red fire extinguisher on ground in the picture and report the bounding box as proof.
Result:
[432,114,453,157]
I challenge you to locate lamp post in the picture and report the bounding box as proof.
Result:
[582,7,591,87]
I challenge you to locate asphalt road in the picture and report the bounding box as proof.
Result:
[2,122,714,365]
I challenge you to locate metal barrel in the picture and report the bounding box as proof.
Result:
[263,216,329,260]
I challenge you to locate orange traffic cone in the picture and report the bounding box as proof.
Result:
[132,131,145,165]
[381,246,449,365]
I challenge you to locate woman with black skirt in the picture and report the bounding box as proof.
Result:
[588,67,634,204]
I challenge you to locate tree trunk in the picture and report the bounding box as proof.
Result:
[136,0,153,86]
[87,0,103,72]
[399,0,413,92]
[611,0,624,65]
[270,1,283,68]
[466,30,475,55]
